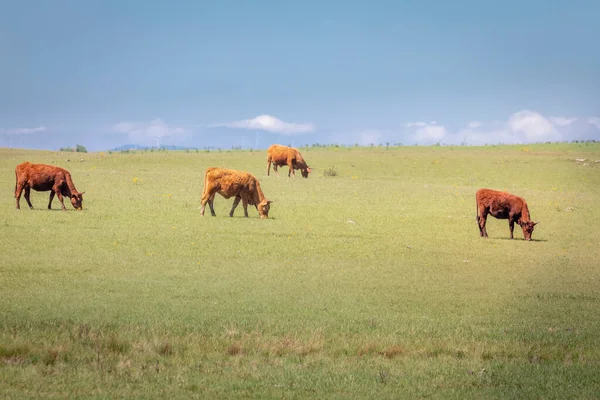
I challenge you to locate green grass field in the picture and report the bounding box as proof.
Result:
[1,143,599,398]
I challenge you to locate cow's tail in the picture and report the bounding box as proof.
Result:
[475,193,480,223]
[202,168,209,199]
[14,170,17,197]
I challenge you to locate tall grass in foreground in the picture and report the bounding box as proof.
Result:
[1,144,600,398]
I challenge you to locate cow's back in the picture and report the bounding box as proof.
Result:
[16,162,66,191]
[477,188,527,215]
[476,188,508,206]
[204,167,256,198]
[15,162,33,178]
[205,167,251,184]
[267,144,292,163]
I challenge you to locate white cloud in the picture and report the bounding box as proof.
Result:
[0,126,47,135]
[458,110,559,144]
[404,121,448,143]
[404,121,427,128]
[549,117,577,126]
[588,117,600,130]
[405,110,580,145]
[209,114,314,135]
[508,110,560,141]
[415,125,447,142]
[113,119,185,146]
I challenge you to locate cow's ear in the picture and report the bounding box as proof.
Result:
[533,221,539,226]
[80,191,85,195]
[307,167,312,172]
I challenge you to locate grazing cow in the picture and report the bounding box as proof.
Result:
[267,144,312,178]
[15,162,85,211]
[200,167,272,219]
[476,188,538,241]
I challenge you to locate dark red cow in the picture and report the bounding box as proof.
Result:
[476,188,538,240]
[15,162,85,210]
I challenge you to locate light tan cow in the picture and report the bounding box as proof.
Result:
[200,167,272,219]
[267,144,312,178]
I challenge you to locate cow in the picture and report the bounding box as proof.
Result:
[267,144,312,178]
[15,162,85,211]
[476,188,538,241]
[200,167,272,219]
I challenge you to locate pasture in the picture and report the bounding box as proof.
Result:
[1,143,599,398]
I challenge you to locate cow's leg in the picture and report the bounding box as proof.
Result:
[509,220,515,239]
[242,198,249,217]
[267,160,272,176]
[200,191,216,216]
[207,195,217,216]
[24,187,34,210]
[273,164,280,177]
[48,191,55,209]
[55,191,67,210]
[200,195,208,216]
[229,197,241,217]
[478,208,488,238]
[15,184,25,209]
[288,162,295,177]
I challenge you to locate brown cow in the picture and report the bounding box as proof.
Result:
[267,144,312,178]
[476,188,538,240]
[15,162,85,211]
[200,167,272,219]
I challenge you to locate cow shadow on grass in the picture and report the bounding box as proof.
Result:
[23,208,80,212]
[228,216,277,219]
[494,237,548,242]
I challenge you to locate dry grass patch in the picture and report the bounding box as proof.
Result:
[106,335,131,355]
[222,331,325,358]
[0,343,32,365]
[227,342,243,356]
[380,345,407,359]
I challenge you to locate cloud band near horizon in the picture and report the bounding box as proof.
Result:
[209,114,315,135]
[0,126,47,135]
[403,110,599,145]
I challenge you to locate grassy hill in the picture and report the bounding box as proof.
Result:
[1,144,599,398]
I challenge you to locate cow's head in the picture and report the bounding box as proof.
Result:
[301,167,312,178]
[518,220,538,241]
[257,199,272,219]
[71,191,85,210]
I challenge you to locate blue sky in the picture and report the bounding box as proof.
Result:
[1,0,599,151]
